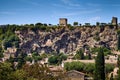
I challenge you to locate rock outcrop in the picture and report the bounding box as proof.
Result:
[15,26,117,54]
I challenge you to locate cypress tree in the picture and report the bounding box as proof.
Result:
[117,30,120,50]
[117,55,120,80]
[117,31,120,79]
[117,55,120,67]
[94,47,105,80]
[117,67,120,80]
[79,49,84,59]
[117,34,120,50]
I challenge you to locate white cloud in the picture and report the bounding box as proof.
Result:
[60,9,101,16]
[87,3,100,7]
[52,3,65,8]
[18,0,40,6]
[61,0,80,7]
[111,4,120,7]
[53,9,101,17]
[53,0,101,11]
[0,11,15,15]
[52,3,85,10]
[87,16,101,23]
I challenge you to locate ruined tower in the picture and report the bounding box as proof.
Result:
[59,18,67,26]
[111,17,118,25]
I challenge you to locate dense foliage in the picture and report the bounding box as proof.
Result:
[3,34,19,49]
[64,61,114,76]
[0,62,13,80]
[91,47,112,56]
[64,61,85,72]
[0,62,63,80]
[74,49,84,60]
[48,53,67,65]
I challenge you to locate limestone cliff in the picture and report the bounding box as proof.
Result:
[15,26,117,54]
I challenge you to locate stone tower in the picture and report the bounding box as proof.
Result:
[59,18,67,26]
[111,17,118,25]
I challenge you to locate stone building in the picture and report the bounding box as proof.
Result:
[111,17,118,25]
[49,66,63,76]
[64,70,85,80]
[59,18,67,26]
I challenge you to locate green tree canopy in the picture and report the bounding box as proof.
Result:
[0,62,13,80]
[73,22,78,26]
[74,49,84,60]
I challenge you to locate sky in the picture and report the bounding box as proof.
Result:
[0,0,120,25]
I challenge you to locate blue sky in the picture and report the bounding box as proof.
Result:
[0,0,120,25]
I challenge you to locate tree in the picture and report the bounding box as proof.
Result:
[117,55,120,67]
[10,69,27,80]
[25,56,33,62]
[74,49,84,60]
[88,53,92,59]
[73,22,78,26]
[43,23,47,26]
[117,30,120,50]
[22,63,56,80]
[105,64,115,74]
[64,61,85,71]
[117,55,120,80]
[79,24,82,26]
[7,55,14,63]
[16,53,27,69]
[35,23,43,26]
[48,56,58,65]
[83,63,95,74]
[34,56,42,62]
[85,23,91,26]
[0,53,3,58]
[32,52,42,62]
[94,47,105,80]
[48,24,52,26]
[3,34,20,49]
[0,62,13,80]
[91,47,112,56]
[117,34,120,50]
[48,53,67,65]
[67,24,72,27]
[0,46,4,58]
[41,53,47,59]
[57,53,67,64]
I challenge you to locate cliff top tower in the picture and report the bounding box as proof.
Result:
[111,17,118,25]
[59,18,67,26]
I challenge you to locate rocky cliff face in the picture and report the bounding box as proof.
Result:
[15,26,117,54]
